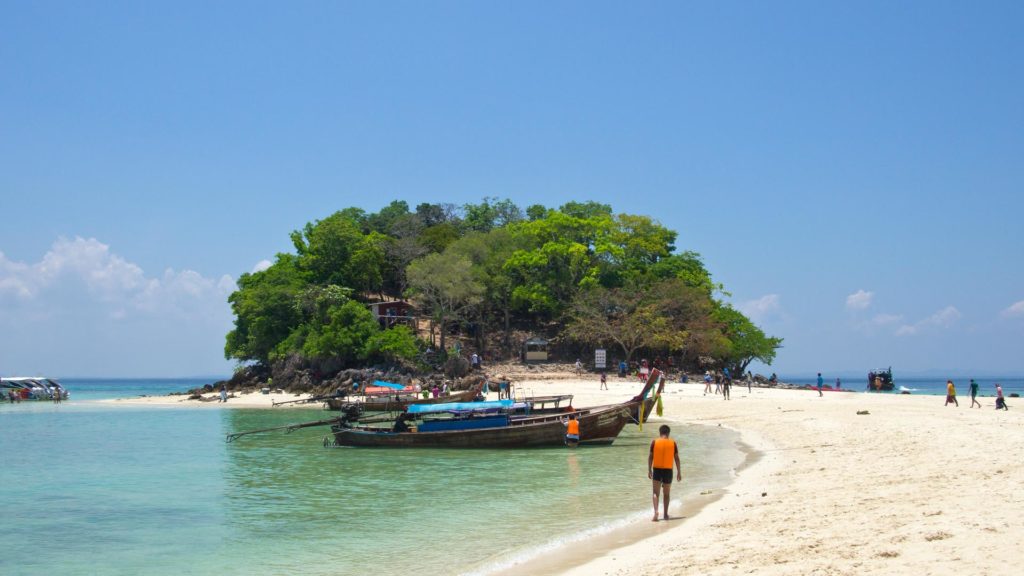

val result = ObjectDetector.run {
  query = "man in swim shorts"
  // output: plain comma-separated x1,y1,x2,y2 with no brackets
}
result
969,378,981,408
648,424,682,521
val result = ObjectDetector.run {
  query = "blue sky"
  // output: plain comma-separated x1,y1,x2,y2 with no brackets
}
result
2,1,1022,377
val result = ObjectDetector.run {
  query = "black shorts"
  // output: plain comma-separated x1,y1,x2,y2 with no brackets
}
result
652,467,673,484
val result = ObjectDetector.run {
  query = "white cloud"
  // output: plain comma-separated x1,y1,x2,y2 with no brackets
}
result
0,236,234,318
870,313,903,326
737,294,781,323
0,237,237,376
896,306,961,336
251,259,272,273
845,289,874,310
1001,300,1024,318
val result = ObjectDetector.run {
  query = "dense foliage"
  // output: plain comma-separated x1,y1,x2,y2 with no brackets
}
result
225,198,782,374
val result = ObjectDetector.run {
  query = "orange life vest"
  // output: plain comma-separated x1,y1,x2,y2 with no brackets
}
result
652,438,676,469
566,419,580,436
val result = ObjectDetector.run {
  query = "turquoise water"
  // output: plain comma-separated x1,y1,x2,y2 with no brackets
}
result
1,380,743,576
782,375,1024,396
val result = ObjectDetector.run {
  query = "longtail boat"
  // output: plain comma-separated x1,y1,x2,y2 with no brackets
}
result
630,369,666,424
324,384,481,412
329,400,631,448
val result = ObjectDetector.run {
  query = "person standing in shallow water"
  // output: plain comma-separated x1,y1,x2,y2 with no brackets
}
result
969,379,981,408
563,413,580,447
945,380,958,407
648,424,682,522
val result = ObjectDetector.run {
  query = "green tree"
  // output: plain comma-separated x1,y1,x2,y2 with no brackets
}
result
714,305,783,375
366,325,420,363
224,255,306,363
366,200,411,234
564,282,686,362
293,299,381,364
406,253,484,351
448,228,525,351
290,211,364,287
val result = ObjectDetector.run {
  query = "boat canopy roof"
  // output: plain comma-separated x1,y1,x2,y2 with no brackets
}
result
407,399,514,415
372,380,407,390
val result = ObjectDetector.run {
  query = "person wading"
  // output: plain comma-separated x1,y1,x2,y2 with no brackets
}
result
648,424,682,521
563,413,580,447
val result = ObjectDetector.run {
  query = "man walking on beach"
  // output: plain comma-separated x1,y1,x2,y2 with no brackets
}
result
703,371,712,395
648,424,681,522
945,380,958,407
599,371,608,390
969,379,981,408
817,373,824,397
995,384,1008,410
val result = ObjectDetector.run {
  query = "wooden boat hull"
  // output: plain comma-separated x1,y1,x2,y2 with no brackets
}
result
324,387,479,412
330,405,631,448
629,397,657,423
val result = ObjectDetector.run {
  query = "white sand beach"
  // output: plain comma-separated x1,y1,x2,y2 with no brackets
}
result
109,376,1022,575
537,380,1023,576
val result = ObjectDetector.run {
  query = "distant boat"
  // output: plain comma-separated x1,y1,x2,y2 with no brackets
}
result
867,367,895,391
1,377,68,401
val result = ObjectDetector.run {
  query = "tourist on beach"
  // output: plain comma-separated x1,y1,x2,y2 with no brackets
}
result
703,371,712,395
431,384,440,398
219,385,227,403
639,359,649,382
599,371,608,390
442,381,449,396
648,424,682,522
817,373,824,397
995,384,1008,410
969,379,981,408
563,413,580,447
747,372,753,393
714,372,722,395
618,360,627,378
835,378,841,391
722,375,731,400
945,380,958,407
574,359,583,376
471,353,480,370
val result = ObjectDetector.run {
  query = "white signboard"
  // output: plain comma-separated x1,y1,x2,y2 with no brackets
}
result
594,349,606,369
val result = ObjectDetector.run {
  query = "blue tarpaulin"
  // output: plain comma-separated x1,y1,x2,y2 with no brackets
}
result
407,399,513,414
372,380,407,390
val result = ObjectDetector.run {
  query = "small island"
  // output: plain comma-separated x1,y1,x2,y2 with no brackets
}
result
210,199,782,397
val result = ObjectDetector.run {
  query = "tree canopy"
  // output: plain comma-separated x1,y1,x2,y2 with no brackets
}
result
224,199,781,374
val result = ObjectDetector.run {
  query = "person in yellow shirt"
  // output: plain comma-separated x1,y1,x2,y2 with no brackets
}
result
945,380,958,407
648,424,682,521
